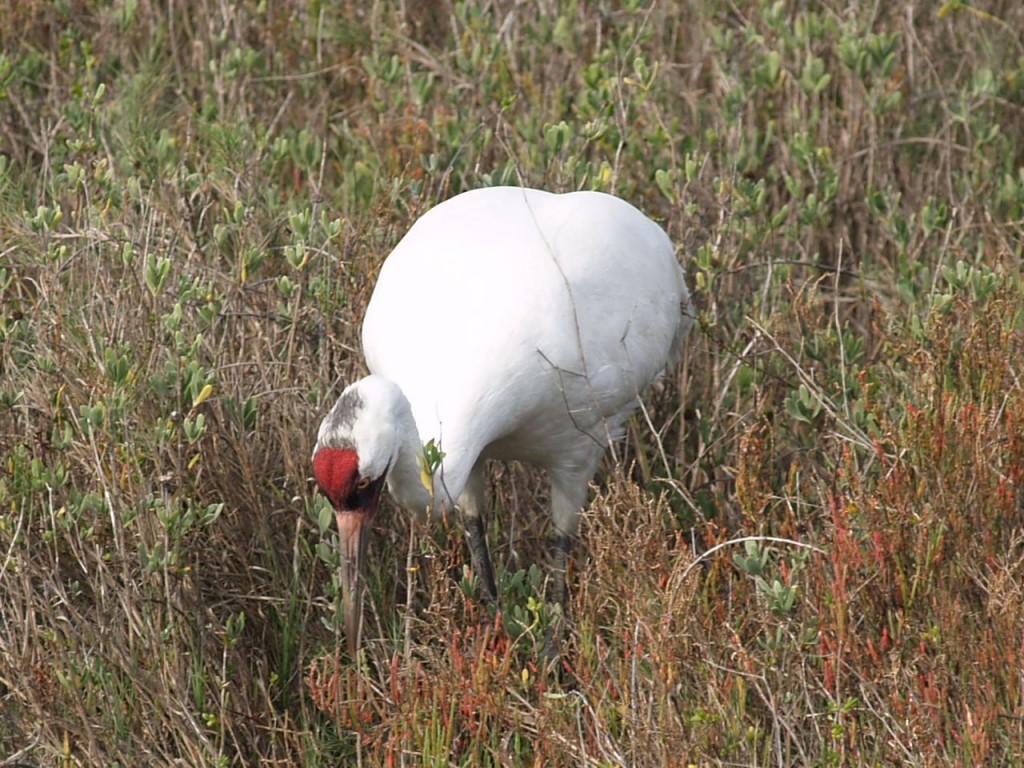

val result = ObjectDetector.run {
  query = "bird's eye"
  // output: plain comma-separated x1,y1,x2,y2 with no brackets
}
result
356,477,371,491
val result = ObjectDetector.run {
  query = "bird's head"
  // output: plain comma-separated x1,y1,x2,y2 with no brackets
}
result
312,376,402,656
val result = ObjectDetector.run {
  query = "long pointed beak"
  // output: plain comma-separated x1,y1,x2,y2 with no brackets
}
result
336,510,369,658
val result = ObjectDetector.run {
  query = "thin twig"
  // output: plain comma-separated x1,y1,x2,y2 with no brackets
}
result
680,535,826,583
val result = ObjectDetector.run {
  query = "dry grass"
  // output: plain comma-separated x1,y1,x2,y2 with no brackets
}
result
1,0,1024,764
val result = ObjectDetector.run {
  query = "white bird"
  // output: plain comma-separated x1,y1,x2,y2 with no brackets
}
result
312,186,694,655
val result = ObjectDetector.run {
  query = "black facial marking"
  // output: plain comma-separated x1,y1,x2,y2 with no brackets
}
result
343,474,387,512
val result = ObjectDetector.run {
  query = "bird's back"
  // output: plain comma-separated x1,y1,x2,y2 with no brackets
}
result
362,186,692,474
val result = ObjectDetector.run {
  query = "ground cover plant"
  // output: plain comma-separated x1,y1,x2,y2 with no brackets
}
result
1,0,1024,764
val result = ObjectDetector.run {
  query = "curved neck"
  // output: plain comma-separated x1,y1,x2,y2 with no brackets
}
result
384,386,476,518
388,429,476,519
383,392,434,517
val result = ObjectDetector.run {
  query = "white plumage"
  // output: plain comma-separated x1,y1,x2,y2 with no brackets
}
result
313,186,694,655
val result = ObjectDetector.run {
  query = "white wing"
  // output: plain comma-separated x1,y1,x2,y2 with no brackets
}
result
362,186,691,477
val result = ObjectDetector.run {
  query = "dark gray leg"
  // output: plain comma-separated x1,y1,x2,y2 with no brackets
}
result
549,474,587,620
458,462,498,604
463,510,498,604
545,471,593,668
543,528,576,667
551,529,572,610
